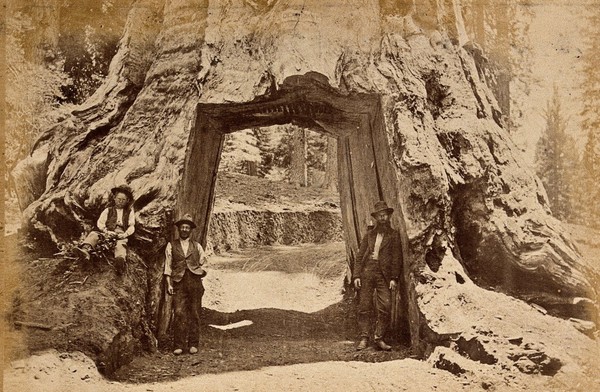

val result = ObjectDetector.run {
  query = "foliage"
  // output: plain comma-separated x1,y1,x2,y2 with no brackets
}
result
461,0,536,131
220,129,262,174
534,87,579,221
58,25,121,104
577,6,600,228
580,2,600,135
5,12,71,174
57,0,130,103
270,125,326,183
5,0,130,183
307,131,327,171
577,130,600,227
254,128,276,176
505,2,536,131
221,124,332,186
91,236,118,262
270,125,295,169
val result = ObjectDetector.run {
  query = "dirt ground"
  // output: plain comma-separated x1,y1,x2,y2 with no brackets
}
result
4,173,600,391
4,242,421,391
0,349,521,392
5,239,600,392
213,172,340,212
112,242,410,383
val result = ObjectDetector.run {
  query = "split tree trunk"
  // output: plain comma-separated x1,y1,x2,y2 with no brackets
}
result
13,0,598,366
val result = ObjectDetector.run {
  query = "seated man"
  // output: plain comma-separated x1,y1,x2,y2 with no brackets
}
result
74,185,135,273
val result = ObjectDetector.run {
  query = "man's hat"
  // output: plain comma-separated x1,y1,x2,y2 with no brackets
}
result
111,184,134,200
371,200,394,217
174,213,197,229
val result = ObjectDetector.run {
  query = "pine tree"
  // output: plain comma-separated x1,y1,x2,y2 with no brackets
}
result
323,137,338,191
254,128,274,177
577,3,600,227
535,87,579,221
269,124,294,177
289,127,308,187
579,130,600,227
220,129,262,175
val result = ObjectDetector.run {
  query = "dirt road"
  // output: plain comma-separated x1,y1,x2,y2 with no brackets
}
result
112,243,410,383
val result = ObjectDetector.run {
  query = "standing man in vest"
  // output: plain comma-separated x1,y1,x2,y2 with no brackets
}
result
75,185,135,274
164,213,207,355
353,200,402,351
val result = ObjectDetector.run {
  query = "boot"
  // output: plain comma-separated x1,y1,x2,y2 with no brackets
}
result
375,339,392,351
114,257,126,275
356,338,369,350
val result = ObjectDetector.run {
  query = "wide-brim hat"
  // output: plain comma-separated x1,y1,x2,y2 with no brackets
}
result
174,213,197,229
371,200,394,217
111,184,134,200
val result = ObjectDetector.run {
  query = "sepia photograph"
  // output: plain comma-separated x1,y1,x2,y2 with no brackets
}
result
2,0,599,391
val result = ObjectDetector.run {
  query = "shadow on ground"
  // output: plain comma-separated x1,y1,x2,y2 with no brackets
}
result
112,300,411,383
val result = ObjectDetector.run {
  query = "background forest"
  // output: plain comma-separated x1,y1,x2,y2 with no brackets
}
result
5,0,600,228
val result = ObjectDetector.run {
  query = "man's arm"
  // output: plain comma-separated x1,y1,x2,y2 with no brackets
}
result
122,208,136,238
97,208,109,232
196,242,207,265
164,243,174,295
354,233,370,288
391,230,403,282
355,233,370,278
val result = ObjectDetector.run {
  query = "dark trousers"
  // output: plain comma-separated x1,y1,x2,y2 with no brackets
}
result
173,270,205,349
357,266,391,341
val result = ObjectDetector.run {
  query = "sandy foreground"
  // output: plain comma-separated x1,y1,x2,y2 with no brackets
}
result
5,344,599,392
5,260,600,392
4,241,600,392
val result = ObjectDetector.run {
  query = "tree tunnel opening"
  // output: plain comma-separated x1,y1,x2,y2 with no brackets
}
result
176,73,411,344
202,121,348,319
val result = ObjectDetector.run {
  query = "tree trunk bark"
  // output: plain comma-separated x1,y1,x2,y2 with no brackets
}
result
323,136,338,191
491,2,511,129
289,127,308,187
12,0,599,369
473,0,486,49
246,161,258,176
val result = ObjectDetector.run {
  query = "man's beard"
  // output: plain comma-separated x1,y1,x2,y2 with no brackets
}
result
375,221,391,232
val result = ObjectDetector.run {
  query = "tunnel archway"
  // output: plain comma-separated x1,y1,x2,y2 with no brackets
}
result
176,72,411,341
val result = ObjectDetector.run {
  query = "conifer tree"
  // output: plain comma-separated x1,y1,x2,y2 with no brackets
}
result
577,4,600,227
220,129,262,175
535,87,579,221
578,130,600,227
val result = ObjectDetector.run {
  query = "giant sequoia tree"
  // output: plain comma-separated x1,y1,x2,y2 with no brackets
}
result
13,0,598,371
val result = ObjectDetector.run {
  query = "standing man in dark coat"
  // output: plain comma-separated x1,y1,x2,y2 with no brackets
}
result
353,200,403,351
164,213,207,355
